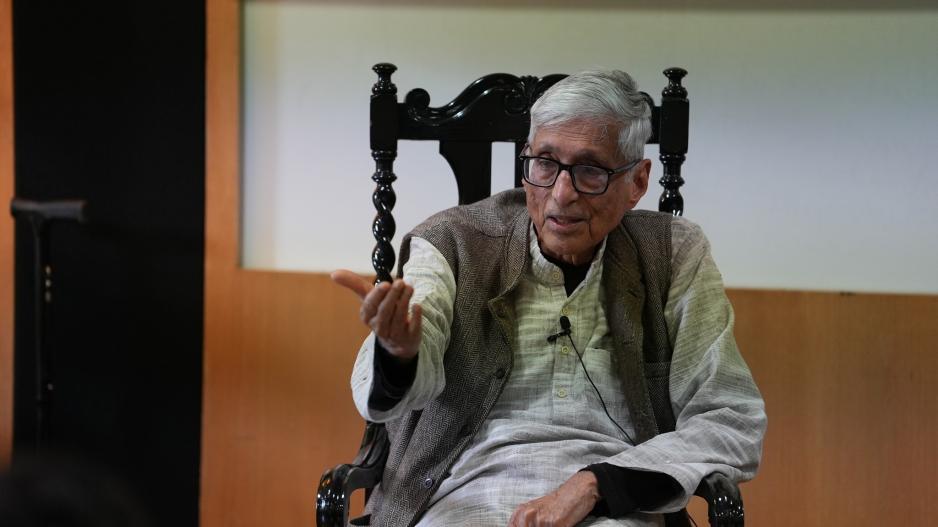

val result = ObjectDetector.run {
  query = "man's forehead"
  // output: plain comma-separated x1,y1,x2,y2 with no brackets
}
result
532,120,617,145
530,121,621,163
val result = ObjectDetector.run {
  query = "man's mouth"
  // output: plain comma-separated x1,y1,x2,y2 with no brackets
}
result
546,215,586,230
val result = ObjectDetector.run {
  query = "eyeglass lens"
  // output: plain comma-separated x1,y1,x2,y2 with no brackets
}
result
524,158,609,194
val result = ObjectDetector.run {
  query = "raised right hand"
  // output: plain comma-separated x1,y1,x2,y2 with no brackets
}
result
331,269,422,362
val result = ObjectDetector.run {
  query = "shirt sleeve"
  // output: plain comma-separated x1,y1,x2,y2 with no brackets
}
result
368,338,419,411
594,217,767,513
581,463,683,517
350,236,457,422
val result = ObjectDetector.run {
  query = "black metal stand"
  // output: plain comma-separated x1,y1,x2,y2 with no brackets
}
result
9,198,87,450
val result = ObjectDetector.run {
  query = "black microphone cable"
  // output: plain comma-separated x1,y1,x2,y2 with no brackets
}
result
550,319,698,525
549,316,635,445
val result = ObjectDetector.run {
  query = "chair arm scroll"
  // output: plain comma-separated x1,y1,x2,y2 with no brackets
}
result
694,472,744,527
316,423,389,527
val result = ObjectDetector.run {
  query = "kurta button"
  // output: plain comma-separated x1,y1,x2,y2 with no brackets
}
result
423,477,434,489
560,346,570,355
561,306,570,316
494,368,505,379
459,423,470,437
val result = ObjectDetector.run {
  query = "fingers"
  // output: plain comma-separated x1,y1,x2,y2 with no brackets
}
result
395,281,413,323
366,279,419,338
360,281,391,324
508,505,534,527
330,269,372,299
374,281,405,337
339,274,420,359
383,282,414,342
408,304,423,342
508,488,586,527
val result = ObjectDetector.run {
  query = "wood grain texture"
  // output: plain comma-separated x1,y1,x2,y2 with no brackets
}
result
726,289,938,525
203,282,938,526
0,0,15,467
203,3,938,524
202,270,370,527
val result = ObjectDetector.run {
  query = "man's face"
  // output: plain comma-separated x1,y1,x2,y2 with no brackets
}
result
524,120,650,266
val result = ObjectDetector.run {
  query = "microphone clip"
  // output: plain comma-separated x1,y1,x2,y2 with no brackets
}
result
546,315,572,343
547,329,570,343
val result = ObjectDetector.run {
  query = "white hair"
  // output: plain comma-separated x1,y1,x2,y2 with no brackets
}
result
528,70,652,162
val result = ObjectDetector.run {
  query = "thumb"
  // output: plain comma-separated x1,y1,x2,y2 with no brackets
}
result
330,269,372,299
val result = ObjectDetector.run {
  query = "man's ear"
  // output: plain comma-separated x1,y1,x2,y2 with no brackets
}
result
625,159,651,209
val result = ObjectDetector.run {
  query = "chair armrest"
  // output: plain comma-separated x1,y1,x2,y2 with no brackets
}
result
316,423,390,527
694,472,744,527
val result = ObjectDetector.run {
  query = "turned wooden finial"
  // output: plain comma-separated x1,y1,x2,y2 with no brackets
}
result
372,63,397,95
658,68,689,216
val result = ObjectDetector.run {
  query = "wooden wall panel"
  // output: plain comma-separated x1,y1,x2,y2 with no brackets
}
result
203,281,938,526
202,270,369,527
0,0,14,467
203,2,938,525
727,289,938,525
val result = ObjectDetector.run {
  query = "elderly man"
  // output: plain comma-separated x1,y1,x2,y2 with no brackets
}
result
333,70,766,527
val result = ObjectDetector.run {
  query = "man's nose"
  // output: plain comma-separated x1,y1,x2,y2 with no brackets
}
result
552,169,579,203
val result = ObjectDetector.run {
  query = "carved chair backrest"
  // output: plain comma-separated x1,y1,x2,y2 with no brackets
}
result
368,63,689,283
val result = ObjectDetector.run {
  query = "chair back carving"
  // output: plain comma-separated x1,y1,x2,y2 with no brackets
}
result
369,63,689,283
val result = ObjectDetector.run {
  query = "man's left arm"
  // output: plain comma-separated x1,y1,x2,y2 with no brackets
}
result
590,218,767,513
512,219,767,522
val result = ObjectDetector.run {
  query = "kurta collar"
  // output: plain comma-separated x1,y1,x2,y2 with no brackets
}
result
527,223,607,294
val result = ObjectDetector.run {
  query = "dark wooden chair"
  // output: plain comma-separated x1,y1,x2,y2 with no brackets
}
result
317,63,744,527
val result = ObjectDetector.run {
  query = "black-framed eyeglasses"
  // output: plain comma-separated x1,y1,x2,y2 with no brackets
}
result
518,152,641,195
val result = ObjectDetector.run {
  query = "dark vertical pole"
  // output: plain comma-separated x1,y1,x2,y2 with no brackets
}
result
370,63,399,284
10,198,86,450
658,68,689,216
31,220,49,448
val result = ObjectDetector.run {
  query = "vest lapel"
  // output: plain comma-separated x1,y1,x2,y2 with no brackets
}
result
487,209,532,351
603,224,660,442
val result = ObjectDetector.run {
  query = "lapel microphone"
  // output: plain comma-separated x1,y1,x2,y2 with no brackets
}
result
546,315,572,343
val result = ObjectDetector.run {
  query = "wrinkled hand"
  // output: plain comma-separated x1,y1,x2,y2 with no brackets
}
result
508,471,600,527
331,269,422,362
